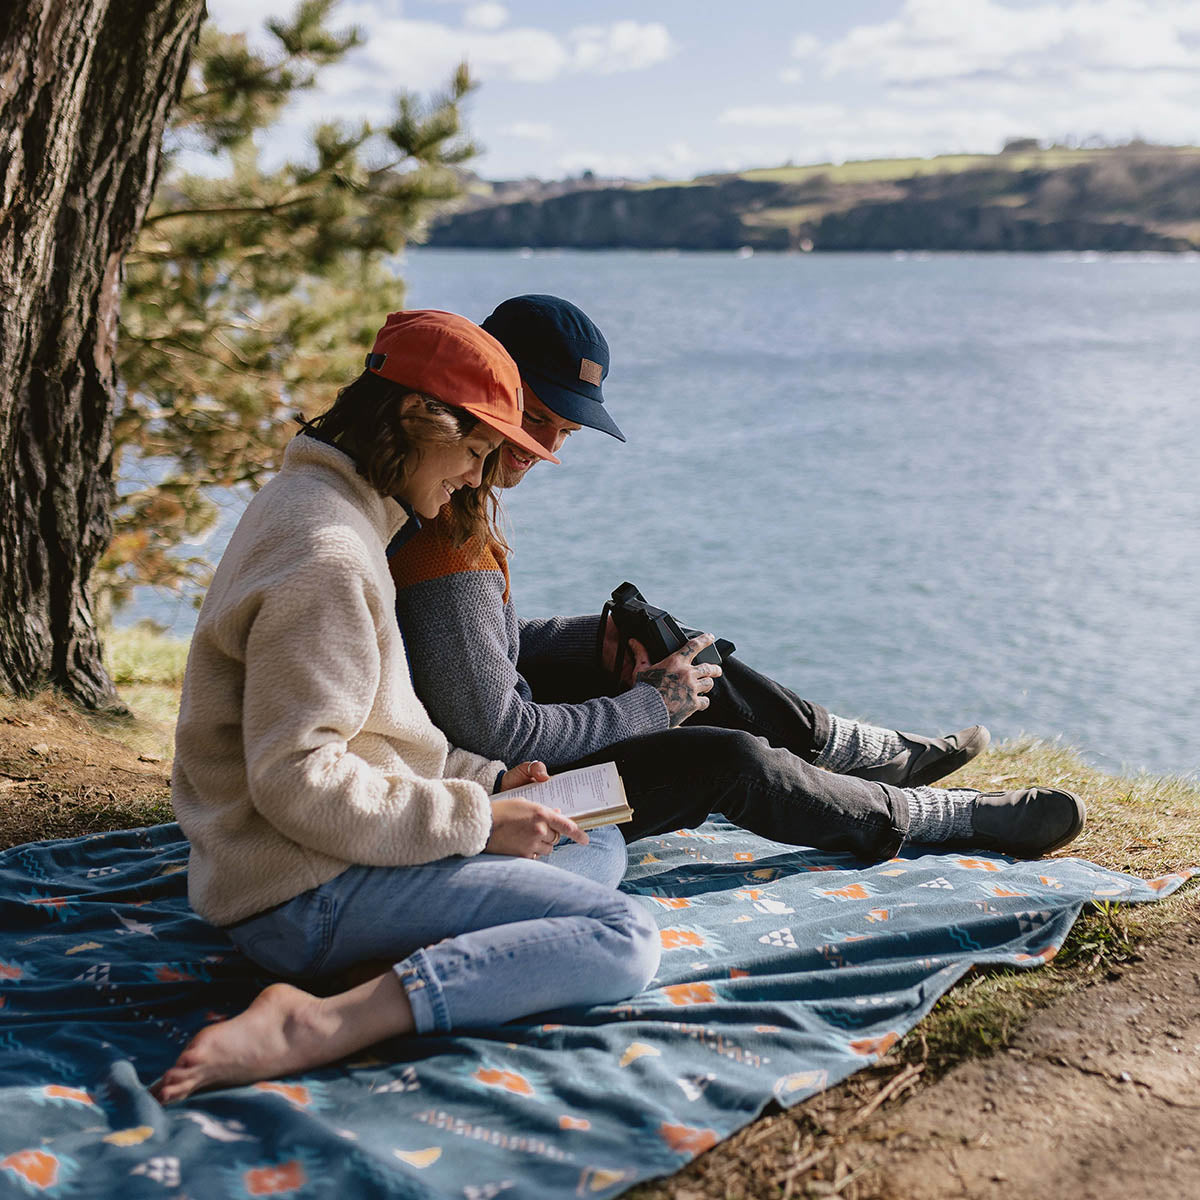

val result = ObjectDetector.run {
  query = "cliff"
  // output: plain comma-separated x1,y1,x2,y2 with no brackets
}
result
427,147,1200,252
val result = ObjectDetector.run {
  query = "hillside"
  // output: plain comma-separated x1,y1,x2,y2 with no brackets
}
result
427,145,1200,252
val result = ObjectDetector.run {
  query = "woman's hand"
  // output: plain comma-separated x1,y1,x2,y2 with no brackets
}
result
485,797,588,858
499,760,551,792
631,633,722,727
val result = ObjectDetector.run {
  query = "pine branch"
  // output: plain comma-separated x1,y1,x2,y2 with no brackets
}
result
141,193,313,225
112,11,475,608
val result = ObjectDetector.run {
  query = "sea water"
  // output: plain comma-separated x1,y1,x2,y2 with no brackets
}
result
122,250,1200,778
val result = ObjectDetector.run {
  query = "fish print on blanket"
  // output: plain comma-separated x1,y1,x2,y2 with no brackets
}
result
0,820,1193,1199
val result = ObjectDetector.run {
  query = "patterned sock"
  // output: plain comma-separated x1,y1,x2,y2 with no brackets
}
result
813,712,907,773
904,787,978,843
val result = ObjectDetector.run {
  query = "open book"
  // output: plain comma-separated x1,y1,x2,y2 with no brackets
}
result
514,761,632,831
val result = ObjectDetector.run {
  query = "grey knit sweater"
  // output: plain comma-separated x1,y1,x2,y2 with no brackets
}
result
391,513,669,768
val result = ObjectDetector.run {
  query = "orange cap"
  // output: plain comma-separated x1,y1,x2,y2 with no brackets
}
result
365,310,559,464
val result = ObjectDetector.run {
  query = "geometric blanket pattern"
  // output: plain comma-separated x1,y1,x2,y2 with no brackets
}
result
0,819,1192,1199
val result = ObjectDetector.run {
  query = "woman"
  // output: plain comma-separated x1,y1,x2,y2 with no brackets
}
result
154,310,659,1102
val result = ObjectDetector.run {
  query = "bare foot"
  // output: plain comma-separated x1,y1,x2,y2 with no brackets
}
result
152,983,336,1103
151,971,414,1104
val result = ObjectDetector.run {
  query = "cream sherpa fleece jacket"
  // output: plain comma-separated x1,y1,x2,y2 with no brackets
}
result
172,435,505,927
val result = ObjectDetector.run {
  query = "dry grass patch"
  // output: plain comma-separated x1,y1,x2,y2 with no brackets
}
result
0,628,186,849
0,692,173,850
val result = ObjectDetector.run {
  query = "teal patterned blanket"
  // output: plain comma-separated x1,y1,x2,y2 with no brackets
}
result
0,820,1192,1199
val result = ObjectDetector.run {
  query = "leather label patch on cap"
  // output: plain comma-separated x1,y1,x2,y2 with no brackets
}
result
515,385,524,411
579,358,603,386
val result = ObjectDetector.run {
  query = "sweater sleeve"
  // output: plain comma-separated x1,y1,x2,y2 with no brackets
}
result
238,555,494,866
517,613,602,670
395,569,669,769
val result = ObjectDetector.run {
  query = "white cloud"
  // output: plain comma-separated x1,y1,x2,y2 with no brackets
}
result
738,0,1200,160
341,15,565,87
501,121,554,141
823,0,1200,85
204,0,294,35
790,33,820,58
556,139,699,179
196,4,680,178
569,21,676,74
721,103,851,129
718,100,1038,164
324,11,673,90
463,3,508,31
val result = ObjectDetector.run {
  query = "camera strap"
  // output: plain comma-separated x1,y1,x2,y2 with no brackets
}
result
596,599,630,680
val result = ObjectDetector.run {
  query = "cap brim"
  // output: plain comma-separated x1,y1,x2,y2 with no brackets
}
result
522,370,626,442
471,412,560,465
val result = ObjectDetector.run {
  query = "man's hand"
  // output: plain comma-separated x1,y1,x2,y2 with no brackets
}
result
485,797,588,858
499,760,551,792
631,633,722,727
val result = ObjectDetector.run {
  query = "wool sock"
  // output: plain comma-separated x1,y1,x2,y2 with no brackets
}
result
813,712,907,773
904,786,978,843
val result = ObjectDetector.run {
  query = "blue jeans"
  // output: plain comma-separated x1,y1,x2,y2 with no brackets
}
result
226,826,654,1033
542,824,627,887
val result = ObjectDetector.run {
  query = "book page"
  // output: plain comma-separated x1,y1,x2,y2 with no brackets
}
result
513,761,626,819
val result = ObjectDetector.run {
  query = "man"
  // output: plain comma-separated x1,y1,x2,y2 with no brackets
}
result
390,295,1084,858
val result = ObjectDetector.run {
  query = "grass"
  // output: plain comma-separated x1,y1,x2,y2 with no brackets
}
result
736,145,1200,187
740,153,1001,185
578,146,1200,195
739,204,831,228
98,623,189,760
105,622,191,687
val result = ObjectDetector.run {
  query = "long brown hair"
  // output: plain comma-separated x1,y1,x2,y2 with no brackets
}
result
298,371,507,554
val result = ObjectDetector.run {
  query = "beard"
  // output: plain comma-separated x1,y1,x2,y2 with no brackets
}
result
496,444,538,489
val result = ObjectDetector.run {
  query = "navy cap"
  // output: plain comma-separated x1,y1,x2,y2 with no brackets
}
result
481,294,625,442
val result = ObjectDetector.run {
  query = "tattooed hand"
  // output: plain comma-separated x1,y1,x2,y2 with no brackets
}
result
631,634,723,727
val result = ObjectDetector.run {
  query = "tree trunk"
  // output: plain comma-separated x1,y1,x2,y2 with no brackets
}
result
0,0,204,706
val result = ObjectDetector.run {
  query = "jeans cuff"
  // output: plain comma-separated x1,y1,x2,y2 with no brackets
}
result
808,703,832,763
885,783,911,850
393,947,451,1034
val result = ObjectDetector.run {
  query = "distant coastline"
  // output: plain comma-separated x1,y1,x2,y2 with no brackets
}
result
427,144,1200,253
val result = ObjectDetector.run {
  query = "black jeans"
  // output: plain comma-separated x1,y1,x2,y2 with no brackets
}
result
562,726,909,863
526,658,907,862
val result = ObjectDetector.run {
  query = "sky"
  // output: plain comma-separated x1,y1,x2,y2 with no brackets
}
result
204,0,1200,180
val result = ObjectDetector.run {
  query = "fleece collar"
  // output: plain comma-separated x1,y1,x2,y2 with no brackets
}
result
286,433,411,545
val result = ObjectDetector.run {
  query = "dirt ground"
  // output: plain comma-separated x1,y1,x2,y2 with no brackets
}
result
851,915,1200,1200
0,697,172,850
2,698,1197,1200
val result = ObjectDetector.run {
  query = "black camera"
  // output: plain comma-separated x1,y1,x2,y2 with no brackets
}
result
599,581,734,673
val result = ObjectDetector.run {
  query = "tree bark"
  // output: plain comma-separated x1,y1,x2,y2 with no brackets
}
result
0,0,204,706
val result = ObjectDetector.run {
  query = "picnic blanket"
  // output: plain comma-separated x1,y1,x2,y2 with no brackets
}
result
0,820,1193,1200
